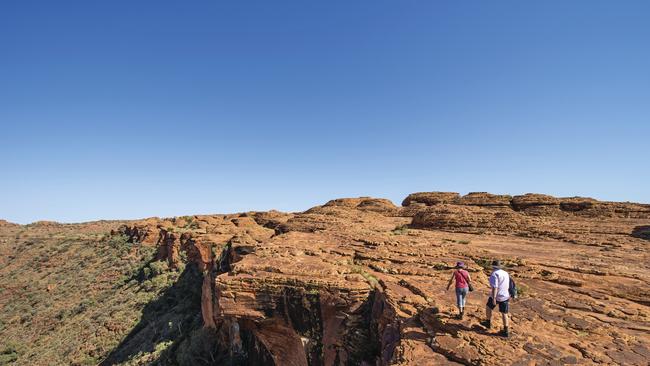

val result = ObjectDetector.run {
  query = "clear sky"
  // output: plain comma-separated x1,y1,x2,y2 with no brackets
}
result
1,1,649,224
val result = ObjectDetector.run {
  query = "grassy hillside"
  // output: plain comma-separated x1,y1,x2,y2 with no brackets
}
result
0,222,203,366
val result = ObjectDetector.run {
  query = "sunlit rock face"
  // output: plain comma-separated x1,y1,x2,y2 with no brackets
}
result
106,191,650,365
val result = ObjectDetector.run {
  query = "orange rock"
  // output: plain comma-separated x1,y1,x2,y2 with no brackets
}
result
100,191,650,365
401,192,460,206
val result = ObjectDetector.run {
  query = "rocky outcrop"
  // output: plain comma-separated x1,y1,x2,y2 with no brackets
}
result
456,192,512,208
558,197,598,212
114,214,275,270
0,219,19,227
201,231,395,365
411,204,531,235
114,218,161,245
104,191,650,365
510,193,562,215
401,192,460,207
323,197,398,215
402,191,650,219
402,191,650,245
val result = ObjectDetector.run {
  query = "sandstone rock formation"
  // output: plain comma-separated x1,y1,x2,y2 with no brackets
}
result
2,192,649,365
401,192,461,207
102,192,650,365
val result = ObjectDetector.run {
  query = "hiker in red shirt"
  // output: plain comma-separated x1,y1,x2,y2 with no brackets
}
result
446,261,472,319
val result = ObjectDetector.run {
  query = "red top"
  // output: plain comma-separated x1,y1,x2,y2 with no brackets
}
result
453,269,470,289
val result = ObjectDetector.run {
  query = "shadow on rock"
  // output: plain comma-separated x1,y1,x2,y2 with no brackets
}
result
632,225,650,240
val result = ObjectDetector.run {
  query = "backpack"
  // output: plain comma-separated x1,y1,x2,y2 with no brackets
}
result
508,275,518,299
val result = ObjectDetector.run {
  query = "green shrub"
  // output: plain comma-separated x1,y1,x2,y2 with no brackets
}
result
432,263,448,270
474,258,493,270
516,283,530,298
149,261,168,277
108,234,129,248
0,342,23,364
391,225,409,235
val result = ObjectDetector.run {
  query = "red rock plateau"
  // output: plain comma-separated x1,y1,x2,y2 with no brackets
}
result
102,191,650,365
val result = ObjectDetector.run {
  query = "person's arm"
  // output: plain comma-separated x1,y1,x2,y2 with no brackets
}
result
488,273,498,304
490,286,498,304
446,272,455,290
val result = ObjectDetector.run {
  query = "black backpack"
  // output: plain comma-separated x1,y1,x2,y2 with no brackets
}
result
508,275,518,299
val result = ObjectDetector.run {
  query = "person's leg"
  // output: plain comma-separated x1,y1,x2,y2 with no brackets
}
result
459,288,467,318
481,297,494,328
455,288,463,315
460,288,467,311
498,300,510,336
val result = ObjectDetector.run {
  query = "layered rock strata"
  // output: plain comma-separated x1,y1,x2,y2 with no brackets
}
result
111,192,650,365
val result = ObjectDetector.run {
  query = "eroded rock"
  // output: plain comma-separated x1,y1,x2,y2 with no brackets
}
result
101,191,650,365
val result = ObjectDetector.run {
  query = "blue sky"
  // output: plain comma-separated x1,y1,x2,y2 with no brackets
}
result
1,1,649,223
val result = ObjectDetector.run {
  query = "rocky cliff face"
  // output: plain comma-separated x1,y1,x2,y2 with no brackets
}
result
108,192,650,365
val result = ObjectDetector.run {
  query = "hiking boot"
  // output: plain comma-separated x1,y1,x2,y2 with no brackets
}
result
479,320,491,329
459,311,464,320
499,328,510,338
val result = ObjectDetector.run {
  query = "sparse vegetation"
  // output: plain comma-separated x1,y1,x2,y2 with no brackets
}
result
360,271,379,288
540,269,554,277
516,283,530,298
0,342,21,364
391,224,410,235
442,238,471,245
473,257,525,271
350,265,380,288
432,263,449,270
474,258,493,270
0,225,166,366
180,216,200,230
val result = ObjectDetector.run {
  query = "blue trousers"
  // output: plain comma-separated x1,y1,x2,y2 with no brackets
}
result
455,287,469,308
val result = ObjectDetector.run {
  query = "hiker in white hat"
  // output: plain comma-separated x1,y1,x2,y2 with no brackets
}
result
480,260,514,337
